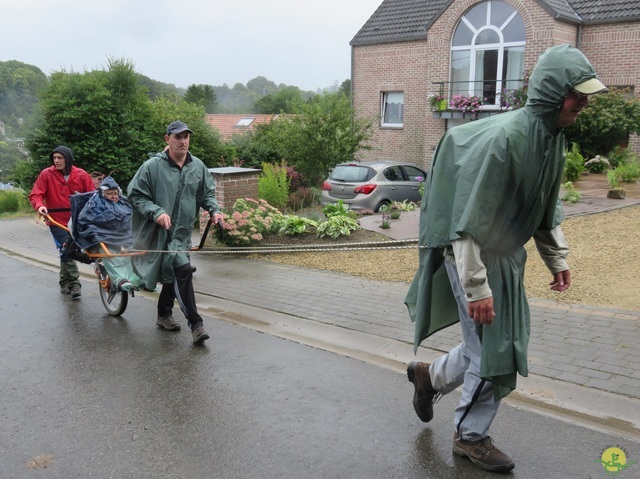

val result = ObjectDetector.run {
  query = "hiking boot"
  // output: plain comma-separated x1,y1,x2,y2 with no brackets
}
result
70,286,81,300
156,315,181,331
191,325,210,345
453,433,515,473
60,285,71,294
407,361,438,422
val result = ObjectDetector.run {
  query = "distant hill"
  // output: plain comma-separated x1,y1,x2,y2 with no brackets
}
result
0,60,338,129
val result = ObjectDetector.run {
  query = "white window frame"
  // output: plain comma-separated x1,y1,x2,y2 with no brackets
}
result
381,91,404,127
450,0,525,109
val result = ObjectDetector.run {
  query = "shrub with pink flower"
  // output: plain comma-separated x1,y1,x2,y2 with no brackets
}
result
218,198,285,246
448,94,484,112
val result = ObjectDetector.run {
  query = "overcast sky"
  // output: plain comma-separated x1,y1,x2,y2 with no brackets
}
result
4,0,383,92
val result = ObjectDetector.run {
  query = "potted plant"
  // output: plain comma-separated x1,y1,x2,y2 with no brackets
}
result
606,168,625,199
429,93,447,111
449,94,484,112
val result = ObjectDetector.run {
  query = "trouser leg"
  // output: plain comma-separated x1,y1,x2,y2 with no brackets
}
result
429,259,500,441
173,263,203,329
158,282,176,317
49,225,79,289
60,260,80,289
157,263,203,330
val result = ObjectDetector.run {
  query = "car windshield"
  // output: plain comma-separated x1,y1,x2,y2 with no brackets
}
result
329,165,373,182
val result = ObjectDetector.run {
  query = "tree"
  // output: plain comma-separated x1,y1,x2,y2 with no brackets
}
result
338,79,351,97
148,96,232,167
184,84,218,113
0,60,48,134
565,87,640,159
253,86,304,114
0,140,28,183
136,74,182,100
228,123,282,169
266,92,375,186
246,76,277,96
21,59,157,188
12,58,229,190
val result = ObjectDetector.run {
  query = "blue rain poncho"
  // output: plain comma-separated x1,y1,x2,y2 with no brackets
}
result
74,177,134,250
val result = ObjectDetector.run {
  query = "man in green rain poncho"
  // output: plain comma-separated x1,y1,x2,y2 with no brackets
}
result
128,121,224,345
405,45,607,473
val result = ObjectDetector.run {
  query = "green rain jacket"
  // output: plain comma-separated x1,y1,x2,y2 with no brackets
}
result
405,45,601,400
127,152,220,289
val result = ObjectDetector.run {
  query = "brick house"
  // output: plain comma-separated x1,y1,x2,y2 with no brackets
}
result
350,0,640,169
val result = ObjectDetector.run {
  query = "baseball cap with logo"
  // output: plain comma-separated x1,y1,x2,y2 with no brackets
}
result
166,121,193,135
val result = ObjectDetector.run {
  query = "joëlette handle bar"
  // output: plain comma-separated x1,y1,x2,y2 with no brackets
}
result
190,216,225,251
43,212,220,256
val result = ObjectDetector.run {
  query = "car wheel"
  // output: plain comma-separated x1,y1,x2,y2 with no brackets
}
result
375,200,390,213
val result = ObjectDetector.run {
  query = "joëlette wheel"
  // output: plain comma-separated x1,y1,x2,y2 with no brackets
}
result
99,281,128,316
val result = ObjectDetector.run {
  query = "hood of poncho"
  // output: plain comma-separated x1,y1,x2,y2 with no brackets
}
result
49,145,74,176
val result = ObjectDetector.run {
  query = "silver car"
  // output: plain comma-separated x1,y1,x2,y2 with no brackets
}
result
321,161,426,212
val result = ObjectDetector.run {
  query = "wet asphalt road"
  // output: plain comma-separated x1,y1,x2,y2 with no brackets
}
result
1,254,639,479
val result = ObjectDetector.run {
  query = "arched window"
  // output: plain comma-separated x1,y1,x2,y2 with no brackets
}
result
450,0,525,108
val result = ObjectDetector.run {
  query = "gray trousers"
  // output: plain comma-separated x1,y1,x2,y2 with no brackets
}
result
428,260,500,441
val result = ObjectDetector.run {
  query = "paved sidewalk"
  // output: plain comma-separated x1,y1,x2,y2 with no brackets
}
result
2,189,640,435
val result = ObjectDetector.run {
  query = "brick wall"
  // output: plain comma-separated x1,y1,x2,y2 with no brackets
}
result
199,167,260,232
352,0,639,169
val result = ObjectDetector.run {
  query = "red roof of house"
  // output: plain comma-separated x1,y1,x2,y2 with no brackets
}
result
205,114,280,141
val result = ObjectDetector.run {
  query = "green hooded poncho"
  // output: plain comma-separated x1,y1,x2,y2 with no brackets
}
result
405,44,601,400
127,152,220,289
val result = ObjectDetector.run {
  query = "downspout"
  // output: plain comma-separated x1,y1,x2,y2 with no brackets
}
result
350,45,355,133
576,23,582,49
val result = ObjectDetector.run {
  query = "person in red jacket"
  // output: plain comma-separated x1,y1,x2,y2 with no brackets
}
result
29,146,95,299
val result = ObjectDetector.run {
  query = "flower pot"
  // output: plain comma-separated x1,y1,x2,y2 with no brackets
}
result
437,99,448,111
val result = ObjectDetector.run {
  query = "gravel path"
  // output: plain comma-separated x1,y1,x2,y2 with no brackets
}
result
256,204,640,312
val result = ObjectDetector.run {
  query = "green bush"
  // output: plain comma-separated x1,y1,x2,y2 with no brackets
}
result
560,182,581,204
322,199,356,219
258,161,290,210
615,160,640,183
563,143,586,183
286,186,321,211
607,169,621,189
389,200,418,212
583,155,610,174
0,190,24,213
565,87,640,158
607,146,632,169
316,216,361,239
279,215,318,236
219,198,284,246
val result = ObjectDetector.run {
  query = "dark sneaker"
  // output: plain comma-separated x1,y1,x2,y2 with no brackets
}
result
453,433,515,473
70,286,81,300
60,285,71,294
156,315,181,331
191,325,210,345
407,361,438,422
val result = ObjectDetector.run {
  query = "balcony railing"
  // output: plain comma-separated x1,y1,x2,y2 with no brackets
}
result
431,78,527,114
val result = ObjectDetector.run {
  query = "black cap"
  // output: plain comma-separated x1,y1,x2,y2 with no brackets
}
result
166,121,193,136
